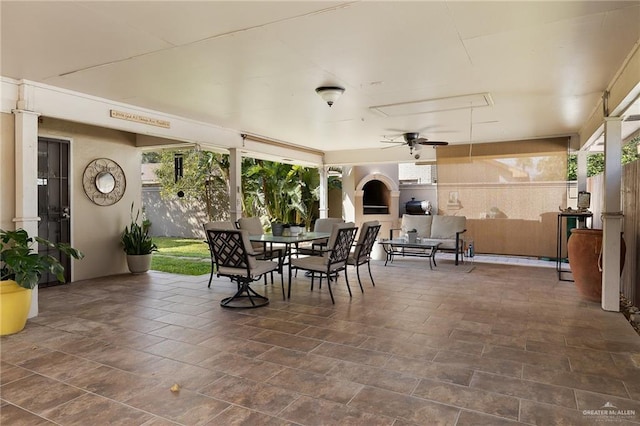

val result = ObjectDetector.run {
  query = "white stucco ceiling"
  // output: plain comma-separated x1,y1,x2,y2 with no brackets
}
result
1,1,639,162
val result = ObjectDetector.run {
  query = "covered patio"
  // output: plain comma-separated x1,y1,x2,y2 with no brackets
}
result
2,2,640,424
2,1,639,318
2,258,639,425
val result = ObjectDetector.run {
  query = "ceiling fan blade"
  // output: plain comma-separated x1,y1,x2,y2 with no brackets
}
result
417,140,449,146
381,143,403,150
379,140,405,144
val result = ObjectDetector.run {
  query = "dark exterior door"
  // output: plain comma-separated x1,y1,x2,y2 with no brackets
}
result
37,137,71,287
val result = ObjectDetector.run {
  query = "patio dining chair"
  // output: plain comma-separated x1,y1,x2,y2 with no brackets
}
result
296,217,344,256
289,223,358,304
206,229,283,308
237,217,264,246
236,216,283,282
347,221,381,287
203,221,236,288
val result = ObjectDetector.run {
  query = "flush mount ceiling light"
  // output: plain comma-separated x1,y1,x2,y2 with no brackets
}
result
315,86,345,107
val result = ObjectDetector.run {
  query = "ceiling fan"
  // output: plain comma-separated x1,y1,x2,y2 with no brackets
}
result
381,132,449,157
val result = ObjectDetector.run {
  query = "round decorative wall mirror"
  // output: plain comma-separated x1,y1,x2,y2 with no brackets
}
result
82,158,126,206
96,171,116,194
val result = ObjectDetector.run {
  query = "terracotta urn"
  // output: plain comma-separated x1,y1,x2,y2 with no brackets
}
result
567,229,626,302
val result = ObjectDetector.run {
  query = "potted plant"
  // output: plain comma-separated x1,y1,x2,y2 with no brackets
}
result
289,222,305,236
271,221,284,237
407,228,418,243
1,228,83,335
121,203,157,273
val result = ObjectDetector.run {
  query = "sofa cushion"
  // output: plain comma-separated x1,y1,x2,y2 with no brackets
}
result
430,216,466,239
401,214,432,238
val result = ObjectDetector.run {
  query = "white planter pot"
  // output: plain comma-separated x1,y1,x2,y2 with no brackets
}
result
126,254,152,274
289,226,304,236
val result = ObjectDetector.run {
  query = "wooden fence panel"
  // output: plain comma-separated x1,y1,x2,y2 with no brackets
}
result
622,161,639,306
587,160,639,306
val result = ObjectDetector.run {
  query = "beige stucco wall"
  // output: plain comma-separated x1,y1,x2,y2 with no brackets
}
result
39,117,140,281
353,163,399,186
328,187,342,219
1,113,16,230
399,184,438,215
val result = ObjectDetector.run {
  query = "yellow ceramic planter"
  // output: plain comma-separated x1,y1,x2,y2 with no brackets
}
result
0,280,32,335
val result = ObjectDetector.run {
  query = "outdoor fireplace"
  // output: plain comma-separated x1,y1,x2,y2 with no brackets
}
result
363,179,390,215
354,173,400,261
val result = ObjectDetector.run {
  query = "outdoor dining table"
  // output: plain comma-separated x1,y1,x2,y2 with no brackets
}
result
249,232,331,271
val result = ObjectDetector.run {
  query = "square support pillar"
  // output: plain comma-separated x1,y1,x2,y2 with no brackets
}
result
228,148,242,223
13,108,41,318
318,166,328,219
601,117,623,312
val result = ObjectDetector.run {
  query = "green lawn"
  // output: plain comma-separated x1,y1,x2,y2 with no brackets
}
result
151,237,212,275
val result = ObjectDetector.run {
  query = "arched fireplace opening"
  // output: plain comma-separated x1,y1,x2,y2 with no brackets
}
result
363,179,390,215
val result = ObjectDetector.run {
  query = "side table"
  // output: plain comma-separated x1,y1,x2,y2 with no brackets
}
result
556,212,592,281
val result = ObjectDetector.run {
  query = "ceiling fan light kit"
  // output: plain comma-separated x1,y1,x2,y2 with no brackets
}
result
316,86,345,107
403,132,420,142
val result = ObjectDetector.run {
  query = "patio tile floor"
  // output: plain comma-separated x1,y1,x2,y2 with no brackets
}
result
2,257,640,425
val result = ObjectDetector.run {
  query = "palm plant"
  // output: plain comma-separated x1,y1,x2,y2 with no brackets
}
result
289,165,320,230
243,159,302,224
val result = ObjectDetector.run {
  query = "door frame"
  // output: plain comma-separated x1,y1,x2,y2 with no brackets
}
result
37,133,75,284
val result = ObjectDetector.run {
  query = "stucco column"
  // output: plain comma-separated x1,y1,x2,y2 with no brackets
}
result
318,166,328,219
601,117,623,312
228,148,242,222
13,108,41,318
341,166,355,223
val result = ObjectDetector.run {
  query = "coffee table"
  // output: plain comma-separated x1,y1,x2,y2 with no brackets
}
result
378,238,441,269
